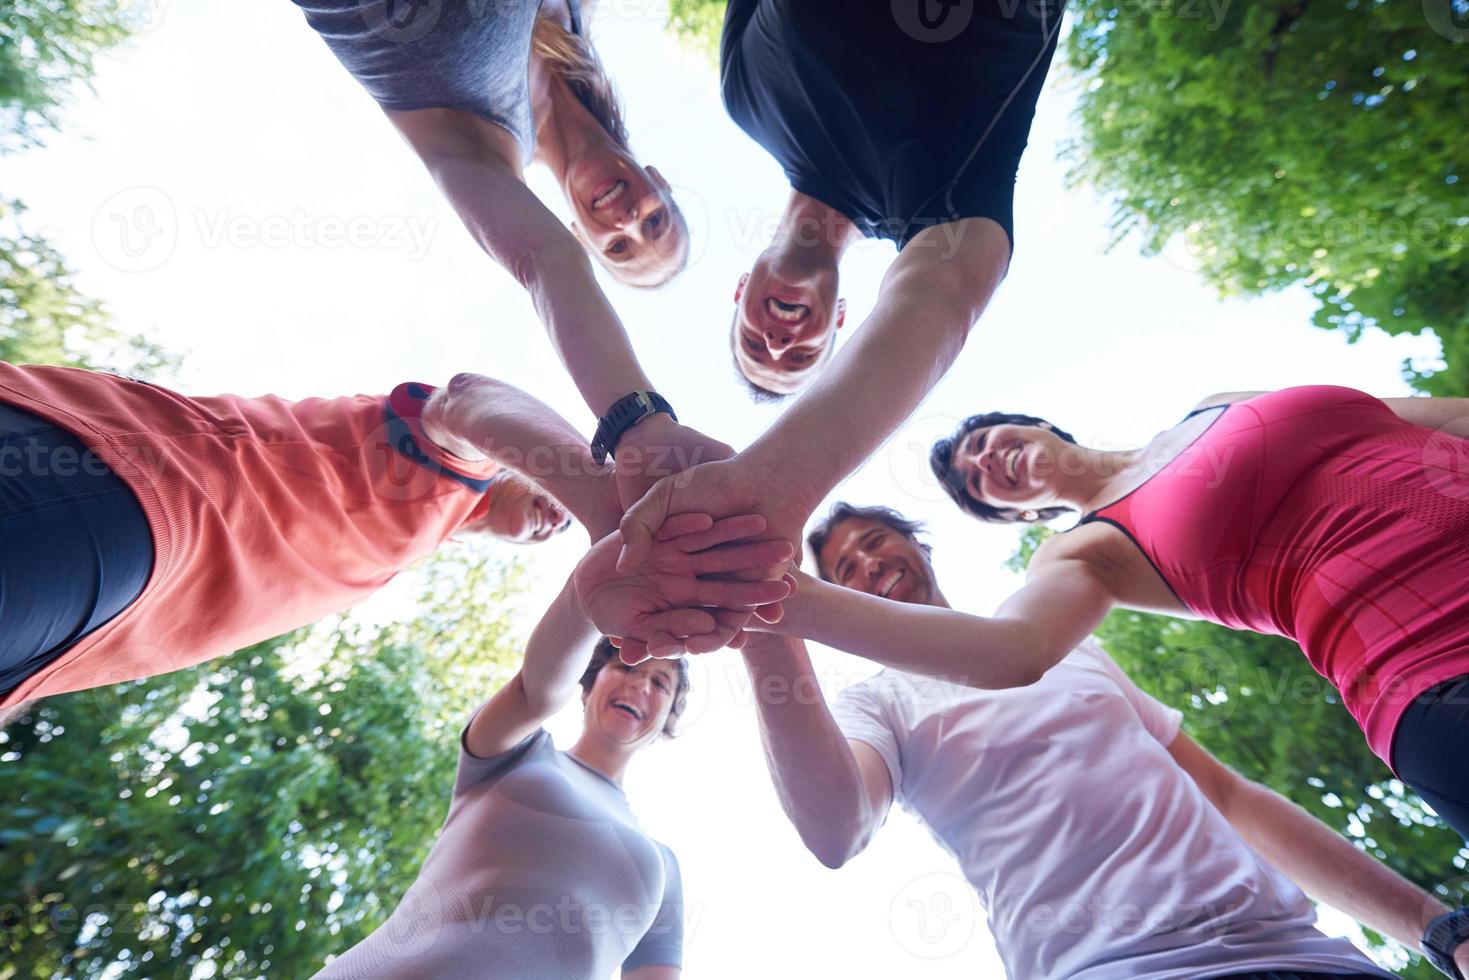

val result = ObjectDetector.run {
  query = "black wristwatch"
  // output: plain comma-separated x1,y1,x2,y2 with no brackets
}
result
1424,906,1469,979
591,390,677,465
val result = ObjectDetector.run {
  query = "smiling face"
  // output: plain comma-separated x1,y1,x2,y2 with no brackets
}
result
566,157,687,287
949,423,1071,517
468,473,572,544
731,251,845,395
815,516,937,606
582,657,683,749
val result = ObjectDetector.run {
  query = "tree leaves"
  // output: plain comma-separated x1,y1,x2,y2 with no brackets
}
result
0,552,527,979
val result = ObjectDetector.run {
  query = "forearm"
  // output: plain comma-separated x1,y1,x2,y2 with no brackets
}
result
1226,781,1449,949
433,374,621,539
521,576,602,716
425,152,653,415
742,220,1007,508
765,575,1061,689
742,636,876,868
1384,396,1469,436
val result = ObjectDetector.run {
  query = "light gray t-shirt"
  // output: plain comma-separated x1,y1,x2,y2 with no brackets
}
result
294,0,583,162
832,639,1393,980
313,726,682,979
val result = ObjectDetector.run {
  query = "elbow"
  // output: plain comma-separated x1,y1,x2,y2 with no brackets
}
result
798,814,874,870
507,235,590,293
806,832,862,870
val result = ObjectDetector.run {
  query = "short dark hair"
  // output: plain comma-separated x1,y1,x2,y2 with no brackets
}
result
578,637,690,737
806,502,932,582
930,412,1079,524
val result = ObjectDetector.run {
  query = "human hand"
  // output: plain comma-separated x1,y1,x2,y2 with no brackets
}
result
574,513,794,658
612,414,734,513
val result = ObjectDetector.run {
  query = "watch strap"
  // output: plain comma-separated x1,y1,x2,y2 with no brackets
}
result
1424,906,1469,980
591,390,677,465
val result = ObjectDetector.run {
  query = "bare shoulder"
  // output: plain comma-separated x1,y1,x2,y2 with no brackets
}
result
1190,390,1266,413
1030,527,1100,569
1031,523,1140,585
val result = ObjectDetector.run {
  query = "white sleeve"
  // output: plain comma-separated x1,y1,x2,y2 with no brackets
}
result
831,676,905,805
1081,639,1183,748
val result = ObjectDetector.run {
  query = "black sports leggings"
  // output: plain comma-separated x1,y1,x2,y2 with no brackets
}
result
0,400,153,695
1392,675,1469,843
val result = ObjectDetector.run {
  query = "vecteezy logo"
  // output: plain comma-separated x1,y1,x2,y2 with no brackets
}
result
892,0,974,42
1421,422,1469,502
91,186,179,274
889,871,978,959
365,0,444,44
1423,0,1468,42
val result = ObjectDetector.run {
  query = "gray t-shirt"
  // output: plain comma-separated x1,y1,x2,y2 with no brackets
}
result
293,0,582,161
832,640,1393,980
313,726,683,979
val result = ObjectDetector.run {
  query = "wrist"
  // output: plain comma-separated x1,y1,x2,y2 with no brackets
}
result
591,390,676,465
738,439,827,521
619,409,677,444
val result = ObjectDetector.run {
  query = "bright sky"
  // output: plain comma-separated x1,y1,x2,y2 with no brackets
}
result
4,0,1443,976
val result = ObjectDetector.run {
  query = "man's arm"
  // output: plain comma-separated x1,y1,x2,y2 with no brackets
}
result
742,219,1010,513
741,634,892,868
617,220,1011,569
622,968,678,980
1169,732,1461,965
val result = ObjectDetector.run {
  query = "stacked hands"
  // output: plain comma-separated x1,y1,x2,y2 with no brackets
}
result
577,413,814,664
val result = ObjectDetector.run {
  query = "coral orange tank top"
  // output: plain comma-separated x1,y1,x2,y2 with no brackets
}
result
0,364,497,705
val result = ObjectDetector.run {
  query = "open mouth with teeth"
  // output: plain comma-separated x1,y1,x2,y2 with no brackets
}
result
591,179,628,211
610,700,645,721
1005,444,1021,486
764,296,811,325
875,567,906,600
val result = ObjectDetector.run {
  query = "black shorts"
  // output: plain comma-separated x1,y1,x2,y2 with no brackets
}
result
0,400,153,696
1392,675,1469,843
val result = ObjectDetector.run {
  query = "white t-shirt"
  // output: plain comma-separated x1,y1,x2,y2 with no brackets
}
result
832,639,1393,980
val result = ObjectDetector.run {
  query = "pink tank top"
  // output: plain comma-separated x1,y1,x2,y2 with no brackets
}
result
1086,386,1469,765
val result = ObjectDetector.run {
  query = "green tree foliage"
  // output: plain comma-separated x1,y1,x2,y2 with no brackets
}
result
0,0,138,148
1064,0,1469,394
1010,525,1467,977
0,552,529,979
0,198,174,376
666,0,725,61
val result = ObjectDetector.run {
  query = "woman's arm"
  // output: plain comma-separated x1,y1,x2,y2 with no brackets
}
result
421,372,622,540
1192,390,1469,438
1382,396,1469,436
1170,733,1462,964
393,110,737,507
761,562,1115,689
741,633,892,869
466,574,599,759
388,109,651,416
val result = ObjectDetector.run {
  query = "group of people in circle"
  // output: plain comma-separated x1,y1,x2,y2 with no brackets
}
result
3,0,1467,977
